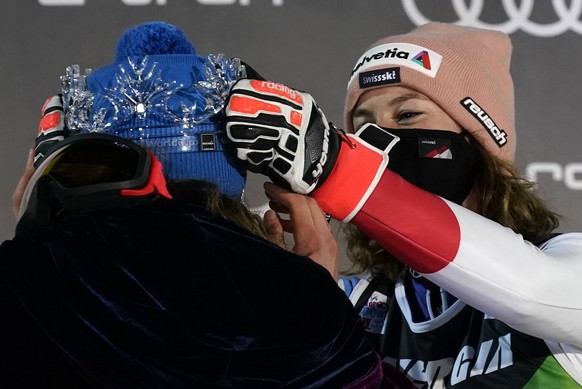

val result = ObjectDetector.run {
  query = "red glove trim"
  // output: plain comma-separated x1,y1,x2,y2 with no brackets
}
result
228,95,282,115
38,111,62,134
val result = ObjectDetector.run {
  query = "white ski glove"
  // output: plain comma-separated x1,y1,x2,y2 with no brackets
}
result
225,79,340,194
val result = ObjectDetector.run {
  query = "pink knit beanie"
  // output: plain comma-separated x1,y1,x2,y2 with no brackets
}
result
344,22,516,161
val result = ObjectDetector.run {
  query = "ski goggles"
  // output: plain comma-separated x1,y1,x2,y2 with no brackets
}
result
17,133,171,233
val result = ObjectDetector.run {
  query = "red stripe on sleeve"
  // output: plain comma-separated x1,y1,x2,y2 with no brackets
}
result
352,172,461,273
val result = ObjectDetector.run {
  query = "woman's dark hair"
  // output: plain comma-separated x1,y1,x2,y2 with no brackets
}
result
167,180,276,243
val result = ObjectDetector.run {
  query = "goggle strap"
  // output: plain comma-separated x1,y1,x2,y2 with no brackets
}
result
120,152,173,199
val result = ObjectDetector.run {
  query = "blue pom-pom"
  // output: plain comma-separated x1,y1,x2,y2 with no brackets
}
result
115,21,196,60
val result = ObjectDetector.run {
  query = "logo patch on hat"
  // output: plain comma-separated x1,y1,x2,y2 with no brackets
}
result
411,51,432,70
200,133,217,151
460,97,508,148
359,67,400,89
418,137,452,159
349,43,442,88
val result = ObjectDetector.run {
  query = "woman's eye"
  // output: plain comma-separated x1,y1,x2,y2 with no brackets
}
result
397,111,421,122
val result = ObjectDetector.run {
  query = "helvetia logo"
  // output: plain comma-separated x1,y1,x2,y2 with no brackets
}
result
411,51,432,70
348,43,442,88
351,47,413,77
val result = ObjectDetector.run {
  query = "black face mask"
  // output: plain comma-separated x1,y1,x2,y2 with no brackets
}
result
363,128,475,205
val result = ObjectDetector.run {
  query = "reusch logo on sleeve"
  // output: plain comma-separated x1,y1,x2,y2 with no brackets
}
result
359,67,400,89
461,97,508,147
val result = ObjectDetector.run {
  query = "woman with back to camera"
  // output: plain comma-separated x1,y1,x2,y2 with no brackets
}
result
3,21,384,388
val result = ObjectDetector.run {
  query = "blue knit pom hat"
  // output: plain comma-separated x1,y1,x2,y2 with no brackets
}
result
60,21,246,198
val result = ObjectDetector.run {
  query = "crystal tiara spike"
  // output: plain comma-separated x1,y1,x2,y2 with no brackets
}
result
60,54,244,134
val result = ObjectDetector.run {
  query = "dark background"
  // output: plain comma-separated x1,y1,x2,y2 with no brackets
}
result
2,1,581,266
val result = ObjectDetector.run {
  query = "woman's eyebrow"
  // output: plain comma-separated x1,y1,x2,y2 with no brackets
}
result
387,92,429,107
353,92,428,116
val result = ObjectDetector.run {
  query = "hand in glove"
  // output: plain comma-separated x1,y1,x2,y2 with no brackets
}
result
225,80,400,222
34,95,67,168
13,95,66,218
225,80,340,194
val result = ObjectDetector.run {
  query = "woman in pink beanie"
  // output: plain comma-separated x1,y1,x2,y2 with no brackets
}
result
225,22,582,387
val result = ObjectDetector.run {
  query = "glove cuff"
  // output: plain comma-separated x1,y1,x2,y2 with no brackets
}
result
312,124,398,221
313,123,341,191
